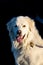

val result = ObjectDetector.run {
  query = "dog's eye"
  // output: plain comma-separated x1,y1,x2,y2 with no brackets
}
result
23,25,26,27
15,25,17,27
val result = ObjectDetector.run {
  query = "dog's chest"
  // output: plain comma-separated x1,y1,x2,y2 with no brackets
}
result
26,46,43,65
13,44,43,65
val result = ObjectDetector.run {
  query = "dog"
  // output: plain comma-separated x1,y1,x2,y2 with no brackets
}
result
7,16,43,65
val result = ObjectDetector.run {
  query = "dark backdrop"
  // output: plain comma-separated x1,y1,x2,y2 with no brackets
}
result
0,1,43,65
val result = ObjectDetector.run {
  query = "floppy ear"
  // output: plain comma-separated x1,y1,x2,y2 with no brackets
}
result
25,16,35,31
6,17,17,42
6,17,16,31
29,19,35,31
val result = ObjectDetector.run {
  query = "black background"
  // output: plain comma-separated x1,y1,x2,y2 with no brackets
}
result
0,1,43,65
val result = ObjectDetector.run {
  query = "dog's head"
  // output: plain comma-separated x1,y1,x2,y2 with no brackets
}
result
7,16,35,49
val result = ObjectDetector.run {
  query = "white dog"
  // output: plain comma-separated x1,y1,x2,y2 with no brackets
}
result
7,16,43,65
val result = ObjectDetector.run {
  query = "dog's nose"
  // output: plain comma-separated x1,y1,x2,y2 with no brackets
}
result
17,30,21,35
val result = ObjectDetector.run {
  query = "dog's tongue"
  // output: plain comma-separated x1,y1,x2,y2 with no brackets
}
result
17,36,22,43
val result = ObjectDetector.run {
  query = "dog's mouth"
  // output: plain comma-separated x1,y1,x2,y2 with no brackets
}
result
16,34,25,43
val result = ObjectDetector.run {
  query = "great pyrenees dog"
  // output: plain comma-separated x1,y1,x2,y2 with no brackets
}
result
7,16,43,65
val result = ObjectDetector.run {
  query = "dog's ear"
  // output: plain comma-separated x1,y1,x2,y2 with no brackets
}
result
6,17,16,43
25,16,35,31
6,17,16,31
29,20,35,31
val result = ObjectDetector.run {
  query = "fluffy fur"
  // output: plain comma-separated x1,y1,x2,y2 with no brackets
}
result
7,16,43,65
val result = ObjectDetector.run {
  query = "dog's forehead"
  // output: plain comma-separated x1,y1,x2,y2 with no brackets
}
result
17,17,29,25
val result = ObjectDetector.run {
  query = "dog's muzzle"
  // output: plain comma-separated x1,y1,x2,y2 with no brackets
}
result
16,34,25,44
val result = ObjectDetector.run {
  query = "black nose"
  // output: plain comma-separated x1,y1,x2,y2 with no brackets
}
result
17,30,21,35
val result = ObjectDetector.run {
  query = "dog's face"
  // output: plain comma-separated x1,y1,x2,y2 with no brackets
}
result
7,16,34,49
9,17,31,49
12,17,30,44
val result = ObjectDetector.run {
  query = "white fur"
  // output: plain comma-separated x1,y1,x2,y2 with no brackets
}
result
7,16,43,65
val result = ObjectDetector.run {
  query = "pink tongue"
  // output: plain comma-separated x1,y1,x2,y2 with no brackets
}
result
17,36,22,43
